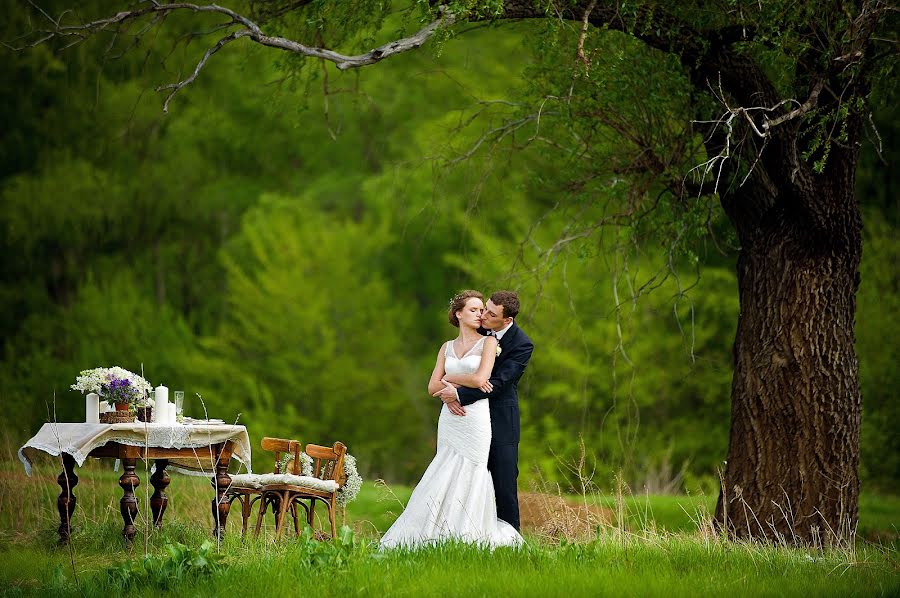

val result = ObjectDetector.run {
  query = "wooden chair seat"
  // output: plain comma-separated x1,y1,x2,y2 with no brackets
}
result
236,473,338,492
228,474,265,488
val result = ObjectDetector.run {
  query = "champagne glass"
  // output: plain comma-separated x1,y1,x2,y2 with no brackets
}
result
174,391,185,423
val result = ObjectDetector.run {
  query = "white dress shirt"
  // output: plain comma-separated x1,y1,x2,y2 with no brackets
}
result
492,320,514,341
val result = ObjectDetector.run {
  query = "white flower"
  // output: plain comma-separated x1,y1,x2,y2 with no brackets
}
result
70,366,153,406
299,451,362,506
277,452,295,474
299,452,314,476
71,368,109,394
337,454,363,507
496,345,502,357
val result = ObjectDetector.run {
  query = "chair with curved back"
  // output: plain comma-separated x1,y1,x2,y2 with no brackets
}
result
296,441,348,539
225,437,301,537
254,441,347,539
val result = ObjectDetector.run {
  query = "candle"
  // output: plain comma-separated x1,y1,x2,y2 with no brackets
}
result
86,393,100,423
155,385,168,405
154,385,169,423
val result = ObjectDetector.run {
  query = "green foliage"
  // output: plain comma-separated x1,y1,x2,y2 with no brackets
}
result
453,205,737,488
0,463,896,594
195,194,428,476
106,541,224,589
4,520,899,598
291,525,359,568
0,0,896,495
0,270,196,434
856,211,900,492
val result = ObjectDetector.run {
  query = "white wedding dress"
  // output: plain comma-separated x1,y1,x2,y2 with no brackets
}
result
379,336,523,549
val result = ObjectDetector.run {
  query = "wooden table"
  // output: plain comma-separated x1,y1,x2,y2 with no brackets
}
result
19,423,252,544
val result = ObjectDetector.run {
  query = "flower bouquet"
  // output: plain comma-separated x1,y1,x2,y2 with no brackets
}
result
71,367,153,419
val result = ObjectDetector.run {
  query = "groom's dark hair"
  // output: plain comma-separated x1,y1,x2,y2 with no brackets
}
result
490,291,520,319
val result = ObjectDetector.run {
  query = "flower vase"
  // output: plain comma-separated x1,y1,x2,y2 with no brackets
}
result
115,402,130,412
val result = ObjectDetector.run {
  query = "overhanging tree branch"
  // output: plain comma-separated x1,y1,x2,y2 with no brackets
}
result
11,1,456,110
157,29,247,112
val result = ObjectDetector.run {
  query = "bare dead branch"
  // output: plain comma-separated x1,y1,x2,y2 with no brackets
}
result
157,29,247,112
686,71,830,198
764,79,824,130
575,0,597,69
14,2,455,110
249,9,454,70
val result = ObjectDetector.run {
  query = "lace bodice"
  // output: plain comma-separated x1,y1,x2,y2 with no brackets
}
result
444,336,486,375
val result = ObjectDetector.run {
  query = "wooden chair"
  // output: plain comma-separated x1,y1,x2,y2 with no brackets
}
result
225,437,301,537
254,441,347,539
295,442,348,539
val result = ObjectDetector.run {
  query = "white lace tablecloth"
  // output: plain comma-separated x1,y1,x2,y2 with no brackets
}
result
18,422,252,476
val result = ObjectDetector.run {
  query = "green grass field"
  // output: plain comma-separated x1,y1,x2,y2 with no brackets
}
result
1,458,897,596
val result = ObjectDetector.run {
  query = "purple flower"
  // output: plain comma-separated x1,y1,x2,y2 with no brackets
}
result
106,376,138,404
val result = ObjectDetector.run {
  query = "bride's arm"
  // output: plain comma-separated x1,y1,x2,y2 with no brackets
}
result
442,337,498,388
427,343,449,395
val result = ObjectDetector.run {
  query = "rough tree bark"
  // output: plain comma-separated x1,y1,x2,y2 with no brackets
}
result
716,165,863,545
699,33,868,543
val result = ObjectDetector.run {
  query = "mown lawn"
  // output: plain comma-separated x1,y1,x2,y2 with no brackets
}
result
0,457,897,597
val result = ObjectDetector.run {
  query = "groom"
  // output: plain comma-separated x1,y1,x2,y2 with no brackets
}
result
436,290,534,531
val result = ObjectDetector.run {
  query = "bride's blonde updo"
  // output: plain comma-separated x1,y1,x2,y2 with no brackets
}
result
448,290,484,327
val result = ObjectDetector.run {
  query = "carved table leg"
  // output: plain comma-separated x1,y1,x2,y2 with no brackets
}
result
211,455,231,539
119,457,140,544
150,459,171,527
57,454,78,544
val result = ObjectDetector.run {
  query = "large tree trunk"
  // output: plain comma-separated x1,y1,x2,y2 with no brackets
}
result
714,178,863,546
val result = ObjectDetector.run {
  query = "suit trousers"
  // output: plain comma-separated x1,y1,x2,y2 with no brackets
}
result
487,441,520,531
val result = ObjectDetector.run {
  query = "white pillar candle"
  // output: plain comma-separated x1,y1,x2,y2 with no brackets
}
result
86,393,100,423
155,385,168,405
154,385,169,424
100,400,111,414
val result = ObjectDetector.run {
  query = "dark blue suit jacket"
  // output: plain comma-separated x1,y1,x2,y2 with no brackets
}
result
457,322,534,444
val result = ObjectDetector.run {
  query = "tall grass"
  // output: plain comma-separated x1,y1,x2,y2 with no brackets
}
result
1,449,897,597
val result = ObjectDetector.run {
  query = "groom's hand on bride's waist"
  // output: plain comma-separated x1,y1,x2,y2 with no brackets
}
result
446,400,466,416
433,383,466,415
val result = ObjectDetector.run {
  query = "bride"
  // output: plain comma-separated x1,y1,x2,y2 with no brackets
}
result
380,290,523,548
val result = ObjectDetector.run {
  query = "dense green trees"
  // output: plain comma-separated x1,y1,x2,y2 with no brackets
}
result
1,1,896,545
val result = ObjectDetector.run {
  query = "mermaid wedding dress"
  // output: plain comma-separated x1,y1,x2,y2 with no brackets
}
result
379,336,523,548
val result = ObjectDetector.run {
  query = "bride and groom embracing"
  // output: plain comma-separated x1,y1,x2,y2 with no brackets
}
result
380,290,534,548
